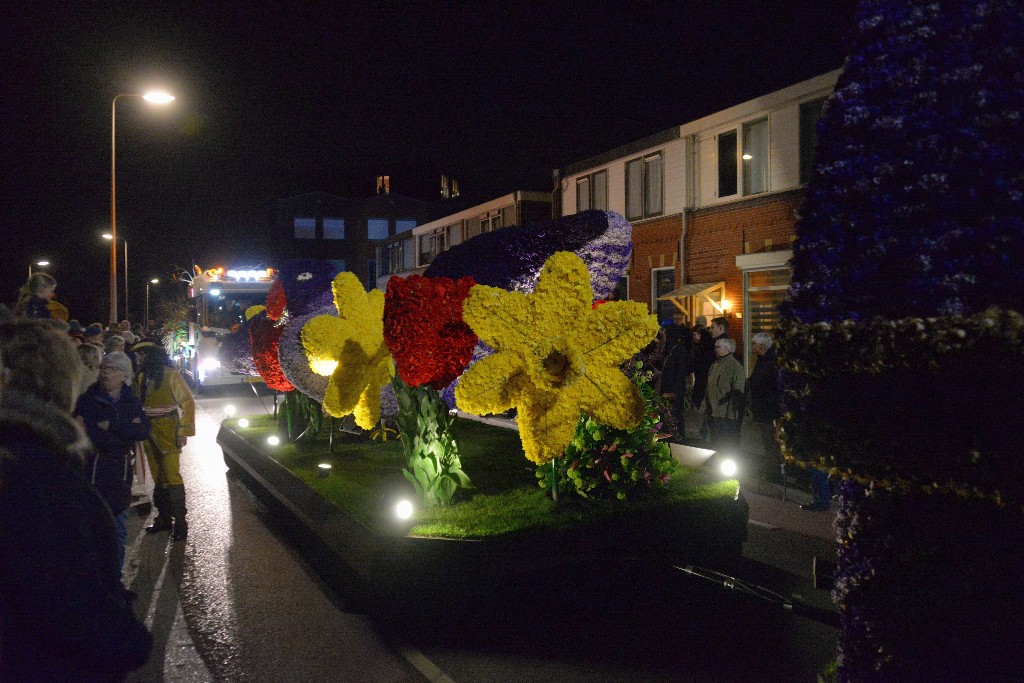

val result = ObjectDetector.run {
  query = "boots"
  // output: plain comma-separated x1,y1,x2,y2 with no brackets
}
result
167,484,188,541
145,486,173,534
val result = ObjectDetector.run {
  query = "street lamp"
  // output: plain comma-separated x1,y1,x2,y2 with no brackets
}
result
110,90,175,324
145,278,159,332
28,260,50,278
102,233,128,320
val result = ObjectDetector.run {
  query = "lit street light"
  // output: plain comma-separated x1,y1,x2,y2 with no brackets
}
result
28,260,50,277
103,233,128,320
145,278,159,332
110,90,175,324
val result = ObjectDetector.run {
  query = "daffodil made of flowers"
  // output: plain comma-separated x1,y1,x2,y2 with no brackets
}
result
455,251,659,464
300,272,394,429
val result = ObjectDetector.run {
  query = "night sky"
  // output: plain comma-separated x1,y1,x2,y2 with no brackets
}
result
1,1,857,324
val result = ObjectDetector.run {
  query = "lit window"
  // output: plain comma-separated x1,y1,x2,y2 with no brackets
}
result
294,217,316,240
323,218,345,240
367,219,389,240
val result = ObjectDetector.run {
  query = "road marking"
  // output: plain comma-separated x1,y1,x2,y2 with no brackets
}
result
749,519,779,529
400,647,457,683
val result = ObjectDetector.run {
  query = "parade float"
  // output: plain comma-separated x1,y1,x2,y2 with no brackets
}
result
216,210,749,603
777,2,1024,680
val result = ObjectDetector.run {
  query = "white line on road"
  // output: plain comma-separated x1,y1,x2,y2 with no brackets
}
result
749,519,779,529
400,647,458,683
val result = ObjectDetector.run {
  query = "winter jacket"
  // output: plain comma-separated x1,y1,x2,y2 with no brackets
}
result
660,341,692,398
0,390,152,681
703,353,746,420
75,382,151,514
747,346,782,423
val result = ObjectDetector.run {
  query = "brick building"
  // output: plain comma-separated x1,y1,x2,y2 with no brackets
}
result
555,70,840,370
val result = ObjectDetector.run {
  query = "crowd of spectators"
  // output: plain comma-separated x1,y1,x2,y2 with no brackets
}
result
0,271,193,679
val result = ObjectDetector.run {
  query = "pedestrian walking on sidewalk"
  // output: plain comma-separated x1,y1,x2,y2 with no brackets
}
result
131,340,195,541
703,337,745,453
75,351,150,571
746,332,785,481
0,320,152,681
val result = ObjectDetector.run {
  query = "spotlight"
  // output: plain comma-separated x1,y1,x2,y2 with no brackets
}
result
395,499,414,520
719,458,738,477
224,404,237,417
267,435,280,446
237,418,250,428
317,463,332,478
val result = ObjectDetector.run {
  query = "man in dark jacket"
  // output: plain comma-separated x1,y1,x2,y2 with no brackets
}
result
746,332,785,481
0,320,151,681
75,350,150,571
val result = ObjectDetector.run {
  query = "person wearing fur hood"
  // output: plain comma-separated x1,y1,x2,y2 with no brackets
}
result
0,320,151,681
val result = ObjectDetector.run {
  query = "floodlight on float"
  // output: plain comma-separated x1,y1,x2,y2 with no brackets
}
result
395,499,414,520
317,463,332,478
720,458,738,477
267,435,280,446
224,404,237,417
238,418,250,428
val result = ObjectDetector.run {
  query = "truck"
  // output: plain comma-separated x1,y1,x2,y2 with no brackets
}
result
178,266,275,391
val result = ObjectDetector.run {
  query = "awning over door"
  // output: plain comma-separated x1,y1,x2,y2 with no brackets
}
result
656,281,726,321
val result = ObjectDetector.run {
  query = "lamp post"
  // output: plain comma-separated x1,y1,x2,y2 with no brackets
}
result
145,278,159,332
102,233,128,320
110,90,175,324
28,260,50,278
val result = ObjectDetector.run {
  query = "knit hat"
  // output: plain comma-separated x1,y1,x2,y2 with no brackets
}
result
68,319,82,333
84,323,104,338
101,351,134,378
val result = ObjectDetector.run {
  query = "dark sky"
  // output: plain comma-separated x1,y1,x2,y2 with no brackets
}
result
1,1,857,324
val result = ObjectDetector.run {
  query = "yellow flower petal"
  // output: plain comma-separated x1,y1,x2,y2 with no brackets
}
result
461,285,531,352
517,395,580,465
531,251,592,338
455,352,526,416
577,367,645,430
580,300,660,367
302,315,347,367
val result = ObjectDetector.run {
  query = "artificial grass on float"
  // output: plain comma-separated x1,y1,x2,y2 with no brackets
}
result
228,414,737,539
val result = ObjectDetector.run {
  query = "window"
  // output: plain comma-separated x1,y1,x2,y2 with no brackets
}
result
744,267,791,368
323,218,345,240
480,210,502,233
447,222,463,247
367,218,389,240
294,217,316,240
718,131,738,197
652,267,676,322
396,219,417,233
576,170,608,213
366,259,376,290
418,226,452,266
384,241,404,274
610,276,629,302
626,154,663,220
742,118,769,196
800,97,826,185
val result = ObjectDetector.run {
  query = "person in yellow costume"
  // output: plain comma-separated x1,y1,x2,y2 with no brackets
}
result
130,341,195,540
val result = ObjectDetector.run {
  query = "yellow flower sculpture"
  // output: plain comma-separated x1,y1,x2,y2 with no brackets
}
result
456,251,659,464
300,272,394,429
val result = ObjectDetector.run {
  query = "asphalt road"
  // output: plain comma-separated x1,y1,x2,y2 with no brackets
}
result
123,383,837,682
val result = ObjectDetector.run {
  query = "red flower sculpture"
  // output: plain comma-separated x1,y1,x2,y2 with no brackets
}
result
384,274,478,390
250,311,295,392
265,279,287,321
